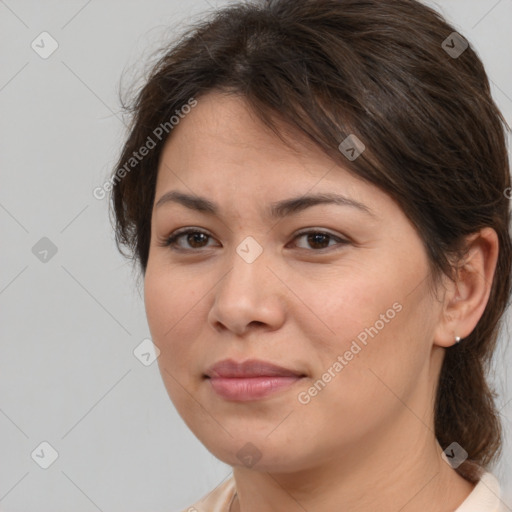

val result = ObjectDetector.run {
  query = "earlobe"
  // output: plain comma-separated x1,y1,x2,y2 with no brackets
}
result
433,227,499,348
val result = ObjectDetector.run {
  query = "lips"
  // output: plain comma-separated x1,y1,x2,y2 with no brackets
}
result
204,358,306,401
204,358,305,378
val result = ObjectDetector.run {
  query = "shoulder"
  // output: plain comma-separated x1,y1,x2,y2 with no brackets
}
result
177,475,236,512
455,471,505,512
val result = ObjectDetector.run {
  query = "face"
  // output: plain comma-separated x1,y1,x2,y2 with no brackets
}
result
144,91,445,472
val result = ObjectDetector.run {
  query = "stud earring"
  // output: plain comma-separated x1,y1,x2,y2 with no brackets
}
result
455,336,461,344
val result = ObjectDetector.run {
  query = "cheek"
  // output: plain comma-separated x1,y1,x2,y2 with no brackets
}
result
144,268,210,422
296,265,399,351
292,310,423,453
295,263,431,402
144,268,204,369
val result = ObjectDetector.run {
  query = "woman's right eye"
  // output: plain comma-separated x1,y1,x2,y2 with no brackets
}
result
159,229,216,251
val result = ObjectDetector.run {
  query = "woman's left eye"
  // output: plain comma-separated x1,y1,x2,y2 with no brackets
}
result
159,228,349,252
292,230,349,250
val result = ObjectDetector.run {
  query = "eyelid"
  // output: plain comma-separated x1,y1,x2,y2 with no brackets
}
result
292,227,348,240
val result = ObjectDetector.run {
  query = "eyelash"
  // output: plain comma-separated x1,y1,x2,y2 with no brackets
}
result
158,228,350,253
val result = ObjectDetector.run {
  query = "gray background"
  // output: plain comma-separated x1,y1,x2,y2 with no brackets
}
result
1,1,511,511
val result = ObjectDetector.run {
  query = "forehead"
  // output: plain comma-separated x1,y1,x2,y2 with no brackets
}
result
150,93,414,241
155,91,365,195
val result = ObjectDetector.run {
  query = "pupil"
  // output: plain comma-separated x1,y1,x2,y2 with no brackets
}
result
189,233,207,247
308,233,329,249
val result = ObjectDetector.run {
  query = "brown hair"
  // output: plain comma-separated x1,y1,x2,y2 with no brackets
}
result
109,0,511,481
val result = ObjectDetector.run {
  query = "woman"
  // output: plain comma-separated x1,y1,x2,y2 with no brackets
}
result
109,0,511,510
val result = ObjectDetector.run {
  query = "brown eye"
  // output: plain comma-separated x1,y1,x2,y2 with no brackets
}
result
292,230,349,251
161,229,215,250
183,232,210,248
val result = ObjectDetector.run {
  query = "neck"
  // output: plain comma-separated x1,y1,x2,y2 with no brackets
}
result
230,410,475,512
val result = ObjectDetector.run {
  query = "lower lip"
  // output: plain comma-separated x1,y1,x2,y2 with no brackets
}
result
207,376,304,401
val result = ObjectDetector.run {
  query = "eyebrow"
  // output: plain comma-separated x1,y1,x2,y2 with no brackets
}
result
154,190,375,218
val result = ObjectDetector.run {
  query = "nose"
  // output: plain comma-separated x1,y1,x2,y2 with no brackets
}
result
207,245,286,336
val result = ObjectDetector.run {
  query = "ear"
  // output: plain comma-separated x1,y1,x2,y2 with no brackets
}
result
433,227,499,348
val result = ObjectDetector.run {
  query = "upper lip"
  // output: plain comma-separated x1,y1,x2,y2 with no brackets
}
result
205,358,305,378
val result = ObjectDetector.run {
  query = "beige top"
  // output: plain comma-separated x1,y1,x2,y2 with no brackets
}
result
179,472,505,512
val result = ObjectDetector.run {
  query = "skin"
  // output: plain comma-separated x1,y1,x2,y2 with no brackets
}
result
144,91,499,512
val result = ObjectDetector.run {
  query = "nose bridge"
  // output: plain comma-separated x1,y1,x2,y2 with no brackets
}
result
209,236,284,333
219,237,269,304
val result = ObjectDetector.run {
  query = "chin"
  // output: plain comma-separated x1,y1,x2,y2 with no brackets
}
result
194,428,310,473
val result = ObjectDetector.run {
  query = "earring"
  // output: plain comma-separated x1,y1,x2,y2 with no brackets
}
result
455,336,461,344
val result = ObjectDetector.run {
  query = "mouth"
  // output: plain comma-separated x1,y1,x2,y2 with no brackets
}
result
204,358,307,402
